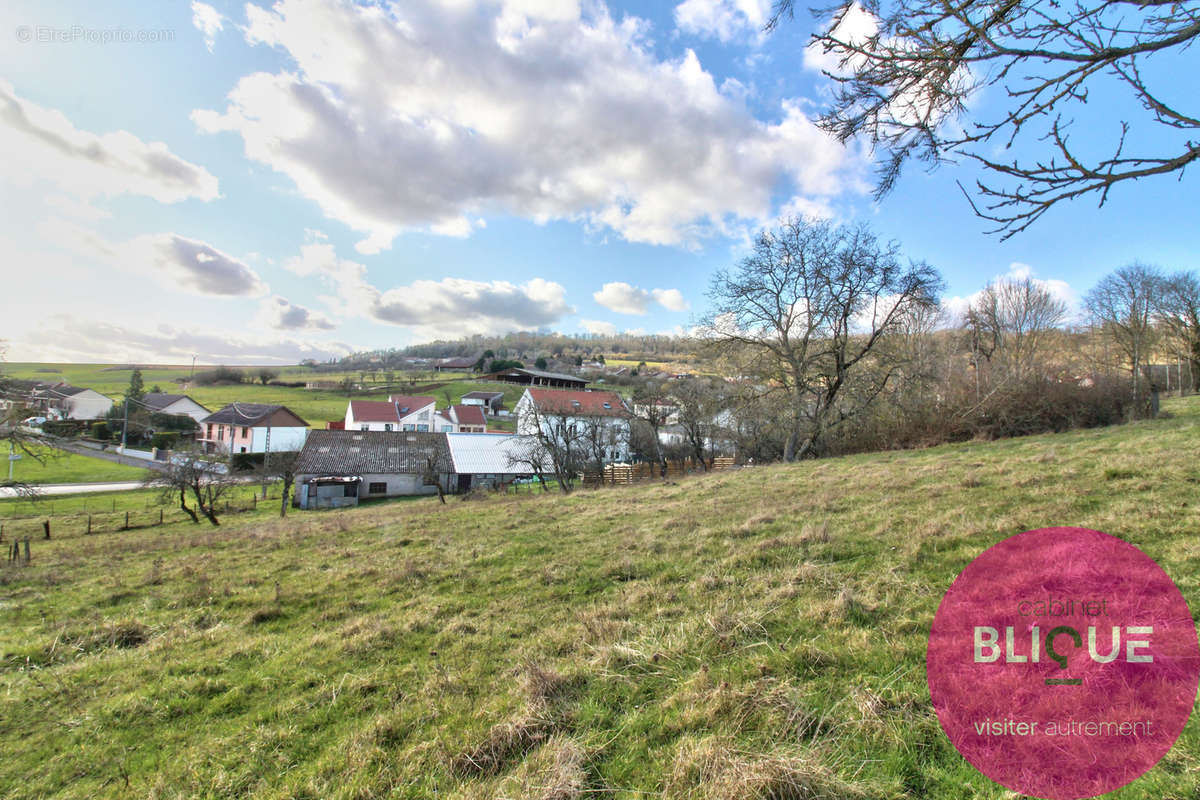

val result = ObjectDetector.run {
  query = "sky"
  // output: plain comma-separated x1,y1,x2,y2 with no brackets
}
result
1,0,1196,365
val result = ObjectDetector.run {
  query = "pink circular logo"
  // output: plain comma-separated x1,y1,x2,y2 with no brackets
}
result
927,527,1199,799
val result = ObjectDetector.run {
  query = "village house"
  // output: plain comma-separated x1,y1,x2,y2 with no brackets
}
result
459,390,505,416
432,356,479,372
293,430,453,509
140,393,211,426
199,403,309,455
344,395,436,431
515,388,632,462
27,384,113,420
436,404,488,433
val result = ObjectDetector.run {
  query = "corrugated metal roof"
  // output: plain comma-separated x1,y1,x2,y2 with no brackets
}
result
445,433,547,474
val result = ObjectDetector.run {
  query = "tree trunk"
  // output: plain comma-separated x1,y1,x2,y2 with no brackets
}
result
280,477,292,517
178,488,199,524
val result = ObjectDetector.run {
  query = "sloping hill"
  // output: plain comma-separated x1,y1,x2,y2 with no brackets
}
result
2,398,1198,799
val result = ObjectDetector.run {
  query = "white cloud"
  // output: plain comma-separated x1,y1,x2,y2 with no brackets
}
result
595,282,690,314
257,295,336,330
283,237,573,337
45,220,268,298
580,319,618,336
0,79,219,204
652,288,691,312
674,0,771,43
594,282,651,314
14,316,352,365
194,0,859,251
191,2,226,52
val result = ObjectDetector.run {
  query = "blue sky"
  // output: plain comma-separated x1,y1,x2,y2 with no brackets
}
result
1,0,1196,364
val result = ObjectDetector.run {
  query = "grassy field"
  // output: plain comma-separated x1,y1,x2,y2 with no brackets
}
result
1,398,1198,799
3,445,149,485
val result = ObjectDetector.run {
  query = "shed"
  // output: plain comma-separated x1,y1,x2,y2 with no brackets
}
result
294,430,453,509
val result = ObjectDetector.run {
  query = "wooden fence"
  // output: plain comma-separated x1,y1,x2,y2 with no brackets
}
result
581,457,736,488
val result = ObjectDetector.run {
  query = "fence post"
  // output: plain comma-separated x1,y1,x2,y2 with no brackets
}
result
87,515,92,535
23,538,31,564
43,520,50,540
124,511,130,530
159,509,164,526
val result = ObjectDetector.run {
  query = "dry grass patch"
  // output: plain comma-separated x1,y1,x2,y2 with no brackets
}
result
665,735,866,800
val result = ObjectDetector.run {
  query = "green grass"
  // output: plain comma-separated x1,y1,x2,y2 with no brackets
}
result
1,398,1198,798
3,445,149,485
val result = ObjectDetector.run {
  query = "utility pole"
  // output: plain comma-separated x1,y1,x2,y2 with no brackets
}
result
261,425,270,499
120,393,129,453
190,354,197,382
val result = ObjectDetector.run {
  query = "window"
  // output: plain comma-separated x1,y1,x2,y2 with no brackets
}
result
402,424,415,431
217,426,224,441
384,423,393,431
240,447,247,453
360,424,370,431
206,423,213,438
441,425,452,432
242,427,249,436
368,482,387,495
416,424,429,432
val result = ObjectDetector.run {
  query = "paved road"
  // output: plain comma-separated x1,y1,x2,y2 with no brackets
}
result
0,480,148,498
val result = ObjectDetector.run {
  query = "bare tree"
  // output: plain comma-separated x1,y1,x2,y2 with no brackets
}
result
1085,263,1162,400
965,276,1068,382
257,450,299,517
630,380,674,477
144,449,236,526
703,216,942,460
504,437,551,491
518,404,585,493
768,0,1200,237
1156,271,1200,392
672,377,727,470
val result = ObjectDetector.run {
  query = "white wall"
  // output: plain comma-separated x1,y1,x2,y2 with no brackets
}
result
249,426,309,453
66,390,114,420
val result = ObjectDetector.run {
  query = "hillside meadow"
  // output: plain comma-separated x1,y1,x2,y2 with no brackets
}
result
0,397,1198,799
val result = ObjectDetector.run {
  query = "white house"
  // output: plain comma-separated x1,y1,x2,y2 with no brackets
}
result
199,403,310,455
515,388,632,462
28,384,113,420
435,404,488,433
344,395,437,432
141,393,211,425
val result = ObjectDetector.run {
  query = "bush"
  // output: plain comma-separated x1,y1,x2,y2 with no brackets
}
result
191,366,246,386
91,421,111,440
826,373,1149,456
151,432,180,450
43,419,87,438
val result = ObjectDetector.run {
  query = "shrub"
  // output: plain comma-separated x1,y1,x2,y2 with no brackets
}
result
151,432,179,450
191,366,246,386
91,421,111,440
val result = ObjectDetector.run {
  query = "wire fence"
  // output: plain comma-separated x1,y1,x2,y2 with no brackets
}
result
0,491,284,541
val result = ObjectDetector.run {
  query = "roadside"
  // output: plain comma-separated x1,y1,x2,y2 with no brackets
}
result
0,480,149,498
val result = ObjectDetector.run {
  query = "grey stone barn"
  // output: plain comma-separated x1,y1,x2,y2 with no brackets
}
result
293,430,453,509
